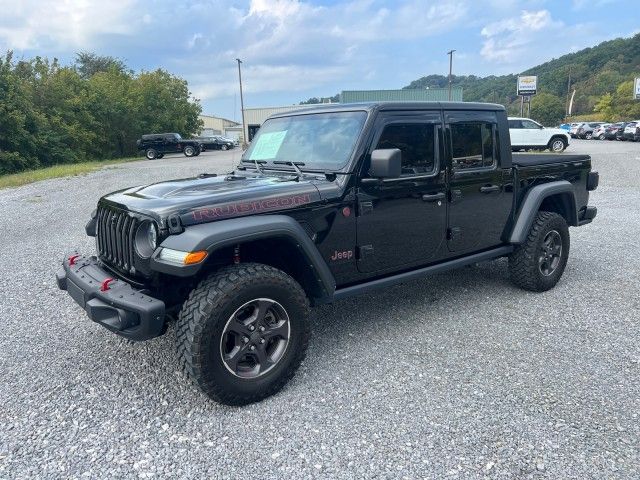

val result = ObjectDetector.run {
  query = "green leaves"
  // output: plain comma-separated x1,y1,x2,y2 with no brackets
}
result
0,51,202,175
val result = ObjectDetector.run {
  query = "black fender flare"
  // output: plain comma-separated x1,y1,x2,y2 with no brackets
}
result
150,215,336,300
509,180,577,244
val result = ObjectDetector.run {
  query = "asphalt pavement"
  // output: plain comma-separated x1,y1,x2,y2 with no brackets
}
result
0,140,638,479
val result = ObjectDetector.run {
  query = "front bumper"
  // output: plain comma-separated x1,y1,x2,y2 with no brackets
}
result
56,254,166,341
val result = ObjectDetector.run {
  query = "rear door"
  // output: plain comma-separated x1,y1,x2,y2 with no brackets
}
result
356,110,447,273
508,119,524,146
446,110,512,252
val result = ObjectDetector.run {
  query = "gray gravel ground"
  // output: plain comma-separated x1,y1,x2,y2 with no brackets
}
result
0,140,639,479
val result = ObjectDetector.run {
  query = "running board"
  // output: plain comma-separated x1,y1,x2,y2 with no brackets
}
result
332,246,514,301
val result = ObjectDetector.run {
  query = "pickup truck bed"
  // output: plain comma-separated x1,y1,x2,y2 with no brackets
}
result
512,153,591,167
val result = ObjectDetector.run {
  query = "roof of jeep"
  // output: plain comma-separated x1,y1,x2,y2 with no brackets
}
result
269,102,505,118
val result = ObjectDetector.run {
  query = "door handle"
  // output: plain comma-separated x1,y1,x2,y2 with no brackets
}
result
480,185,501,193
422,192,446,202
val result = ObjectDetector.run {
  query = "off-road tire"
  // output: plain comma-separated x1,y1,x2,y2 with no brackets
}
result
145,148,158,160
176,263,310,405
184,146,196,157
509,211,570,292
548,137,567,152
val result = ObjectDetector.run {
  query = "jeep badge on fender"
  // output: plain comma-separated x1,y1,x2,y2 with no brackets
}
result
57,102,598,406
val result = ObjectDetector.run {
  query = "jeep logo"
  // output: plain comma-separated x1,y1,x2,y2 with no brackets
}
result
330,250,354,262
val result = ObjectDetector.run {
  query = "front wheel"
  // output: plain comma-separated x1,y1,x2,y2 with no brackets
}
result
509,211,570,292
548,137,567,152
584,132,593,140
598,134,605,140
176,263,310,405
145,148,158,160
221,144,228,151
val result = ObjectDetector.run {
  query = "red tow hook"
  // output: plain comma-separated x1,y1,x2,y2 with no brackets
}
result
68,254,81,266
100,278,116,292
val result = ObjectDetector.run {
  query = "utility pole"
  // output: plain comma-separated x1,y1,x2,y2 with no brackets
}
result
447,50,456,101
565,65,572,119
236,58,247,148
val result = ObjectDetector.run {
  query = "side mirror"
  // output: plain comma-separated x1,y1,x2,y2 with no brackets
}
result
369,148,402,178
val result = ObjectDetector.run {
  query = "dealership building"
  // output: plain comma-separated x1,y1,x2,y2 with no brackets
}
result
238,88,463,142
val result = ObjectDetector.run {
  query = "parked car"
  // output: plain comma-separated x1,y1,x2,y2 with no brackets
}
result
576,122,607,140
569,123,582,138
622,121,640,141
508,117,570,152
197,135,235,151
558,123,571,131
136,133,201,160
57,101,598,405
592,124,611,140
603,122,627,140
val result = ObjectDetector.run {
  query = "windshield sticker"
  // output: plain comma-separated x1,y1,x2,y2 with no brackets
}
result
249,130,287,160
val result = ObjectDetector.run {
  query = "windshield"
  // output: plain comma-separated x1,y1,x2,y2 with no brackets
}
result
243,111,368,170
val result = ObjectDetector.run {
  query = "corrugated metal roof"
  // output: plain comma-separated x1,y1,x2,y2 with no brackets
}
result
340,88,463,103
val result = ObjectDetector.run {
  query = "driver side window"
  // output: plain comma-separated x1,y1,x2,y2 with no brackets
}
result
374,123,436,175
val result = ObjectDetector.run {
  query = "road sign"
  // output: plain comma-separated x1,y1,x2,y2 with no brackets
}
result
634,77,640,100
517,76,537,96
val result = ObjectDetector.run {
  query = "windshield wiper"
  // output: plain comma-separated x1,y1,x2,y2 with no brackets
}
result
273,161,305,179
240,158,266,175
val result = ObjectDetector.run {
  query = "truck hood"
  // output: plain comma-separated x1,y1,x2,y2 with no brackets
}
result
100,171,333,228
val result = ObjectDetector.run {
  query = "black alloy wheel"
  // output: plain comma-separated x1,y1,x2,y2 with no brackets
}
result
220,298,290,379
538,230,562,276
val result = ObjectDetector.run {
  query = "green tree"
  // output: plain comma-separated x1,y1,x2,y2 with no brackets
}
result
75,52,127,79
530,93,565,126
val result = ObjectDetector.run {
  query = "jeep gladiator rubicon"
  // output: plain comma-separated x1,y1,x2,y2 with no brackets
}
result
57,102,598,405
136,133,201,160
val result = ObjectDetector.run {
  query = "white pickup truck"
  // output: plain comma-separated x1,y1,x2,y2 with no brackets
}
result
508,117,571,152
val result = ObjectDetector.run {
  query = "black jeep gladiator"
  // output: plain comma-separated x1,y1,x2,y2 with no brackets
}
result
136,133,201,160
57,102,598,405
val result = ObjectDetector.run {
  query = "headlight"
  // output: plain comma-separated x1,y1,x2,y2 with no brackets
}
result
135,221,157,258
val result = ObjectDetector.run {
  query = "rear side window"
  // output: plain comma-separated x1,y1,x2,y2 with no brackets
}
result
450,123,495,170
508,120,522,129
375,123,436,175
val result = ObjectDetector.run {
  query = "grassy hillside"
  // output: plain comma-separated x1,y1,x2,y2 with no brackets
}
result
404,34,640,119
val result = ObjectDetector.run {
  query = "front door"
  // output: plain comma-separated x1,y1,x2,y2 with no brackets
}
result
446,111,512,252
356,111,447,273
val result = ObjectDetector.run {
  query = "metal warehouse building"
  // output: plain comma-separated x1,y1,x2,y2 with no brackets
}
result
241,88,463,141
198,115,241,140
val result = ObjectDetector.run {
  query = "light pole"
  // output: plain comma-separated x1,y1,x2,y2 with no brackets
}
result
447,49,456,101
236,58,247,148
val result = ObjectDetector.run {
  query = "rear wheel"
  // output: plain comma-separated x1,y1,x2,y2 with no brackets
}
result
221,144,228,151
598,134,605,140
584,132,593,140
548,137,567,152
145,148,157,160
509,211,570,292
184,146,196,157
176,263,310,405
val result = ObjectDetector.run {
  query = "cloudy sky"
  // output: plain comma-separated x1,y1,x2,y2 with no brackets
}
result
0,0,637,120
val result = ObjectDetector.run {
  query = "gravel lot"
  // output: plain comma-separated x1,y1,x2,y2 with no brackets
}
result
0,140,639,479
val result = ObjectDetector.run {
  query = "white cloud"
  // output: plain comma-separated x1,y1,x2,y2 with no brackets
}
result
480,10,562,62
0,0,135,50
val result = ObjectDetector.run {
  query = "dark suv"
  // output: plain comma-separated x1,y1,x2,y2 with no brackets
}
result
136,133,201,160
197,136,235,151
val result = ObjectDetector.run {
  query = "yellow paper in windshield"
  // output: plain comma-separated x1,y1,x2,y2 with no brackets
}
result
249,130,287,160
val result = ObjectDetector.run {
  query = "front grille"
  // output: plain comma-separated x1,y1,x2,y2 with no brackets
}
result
96,205,139,274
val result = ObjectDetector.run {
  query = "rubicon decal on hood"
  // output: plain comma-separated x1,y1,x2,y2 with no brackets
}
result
189,193,314,223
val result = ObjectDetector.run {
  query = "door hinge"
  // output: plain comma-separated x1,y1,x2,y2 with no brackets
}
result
358,201,373,216
447,227,461,241
357,245,374,260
